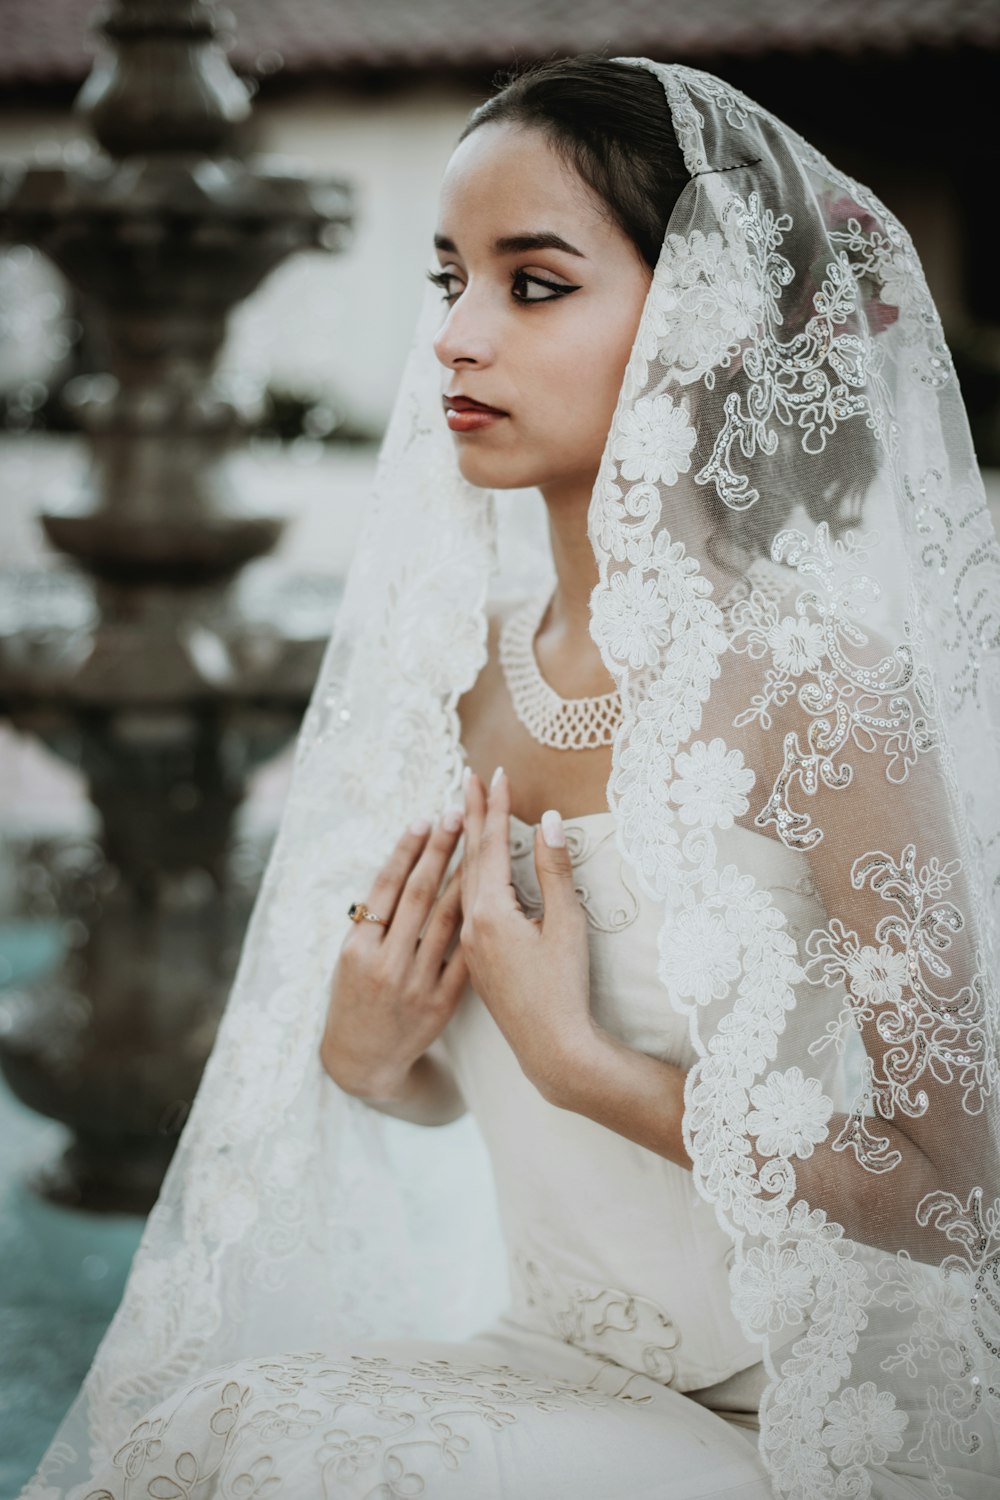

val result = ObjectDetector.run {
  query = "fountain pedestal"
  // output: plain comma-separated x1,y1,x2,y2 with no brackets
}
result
0,0,354,1212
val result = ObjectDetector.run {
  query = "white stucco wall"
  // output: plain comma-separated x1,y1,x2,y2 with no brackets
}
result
225,81,477,430
0,82,479,431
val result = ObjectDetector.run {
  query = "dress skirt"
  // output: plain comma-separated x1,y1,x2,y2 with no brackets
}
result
75,1316,774,1500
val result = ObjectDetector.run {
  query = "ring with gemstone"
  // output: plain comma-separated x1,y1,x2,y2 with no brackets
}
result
347,901,390,926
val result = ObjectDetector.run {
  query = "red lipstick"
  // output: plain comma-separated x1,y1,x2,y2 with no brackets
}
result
443,394,508,433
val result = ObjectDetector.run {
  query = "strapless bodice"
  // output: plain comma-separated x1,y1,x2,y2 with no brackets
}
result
440,805,842,1393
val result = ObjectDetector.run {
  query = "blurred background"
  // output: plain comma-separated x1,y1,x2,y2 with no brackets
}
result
1,2,999,1494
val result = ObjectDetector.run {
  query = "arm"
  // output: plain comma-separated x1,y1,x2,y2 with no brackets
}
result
460,755,994,1266
552,720,993,1265
548,1027,693,1169
555,1030,943,1260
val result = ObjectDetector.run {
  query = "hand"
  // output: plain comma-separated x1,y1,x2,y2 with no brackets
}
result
459,766,596,1104
321,809,469,1101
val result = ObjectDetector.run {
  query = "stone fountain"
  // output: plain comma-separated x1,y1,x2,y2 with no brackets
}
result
0,0,353,1211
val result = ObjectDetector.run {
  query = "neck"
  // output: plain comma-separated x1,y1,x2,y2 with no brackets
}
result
535,476,610,696
536,472,737,694
543,483,599,638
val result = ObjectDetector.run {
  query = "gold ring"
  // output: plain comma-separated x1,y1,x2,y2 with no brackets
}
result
347,901,390,927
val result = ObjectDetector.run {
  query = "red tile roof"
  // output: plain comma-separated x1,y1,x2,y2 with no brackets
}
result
2,0,998,88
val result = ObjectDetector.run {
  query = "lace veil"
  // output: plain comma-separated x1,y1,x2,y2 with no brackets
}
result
21,59,1000,1500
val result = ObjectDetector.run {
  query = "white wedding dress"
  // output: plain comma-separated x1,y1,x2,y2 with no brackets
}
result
74,810,943,1500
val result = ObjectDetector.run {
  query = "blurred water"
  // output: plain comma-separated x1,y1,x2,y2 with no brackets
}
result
0,921,144,1500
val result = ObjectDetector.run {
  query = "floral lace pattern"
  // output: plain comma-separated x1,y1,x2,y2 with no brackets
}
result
79,1349,614,1500
585,60,1000,1500
872,1187,1000,1492
803,842,991,1146
728,522,937,851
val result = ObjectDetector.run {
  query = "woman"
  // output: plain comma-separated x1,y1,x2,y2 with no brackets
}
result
22,56,1000,1500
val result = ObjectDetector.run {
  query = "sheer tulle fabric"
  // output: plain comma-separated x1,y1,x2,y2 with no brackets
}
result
20,59,1000,1500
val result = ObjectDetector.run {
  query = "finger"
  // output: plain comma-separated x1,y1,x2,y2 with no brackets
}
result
479,766,517,915
533,817,586,930
435,931,471,1012
462,767,487,912
384,809,465,954
413,860,464,978
357,817,449,941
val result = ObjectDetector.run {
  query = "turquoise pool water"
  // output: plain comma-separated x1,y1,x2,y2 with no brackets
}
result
0,922,144,1500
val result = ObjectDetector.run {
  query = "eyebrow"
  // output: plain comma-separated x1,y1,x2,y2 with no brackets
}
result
433,231,585,259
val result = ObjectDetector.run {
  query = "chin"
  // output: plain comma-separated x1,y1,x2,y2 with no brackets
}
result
453,449,543,492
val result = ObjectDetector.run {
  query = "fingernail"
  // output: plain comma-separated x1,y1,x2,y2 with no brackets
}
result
491,764,504,788
409,817,431,836
462,766,472,789
541,809,565,847
442,806,463,832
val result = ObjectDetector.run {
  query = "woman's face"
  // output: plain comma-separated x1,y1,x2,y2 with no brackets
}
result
432,121,653,497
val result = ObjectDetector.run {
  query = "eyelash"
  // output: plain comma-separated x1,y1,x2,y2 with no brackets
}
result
425,268,579,305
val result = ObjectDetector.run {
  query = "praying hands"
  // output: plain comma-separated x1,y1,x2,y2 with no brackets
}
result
458,765,596,1104
459,768,692,1170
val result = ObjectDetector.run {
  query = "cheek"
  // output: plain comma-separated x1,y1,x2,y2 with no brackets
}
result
448,296,645,490
535,313,636,449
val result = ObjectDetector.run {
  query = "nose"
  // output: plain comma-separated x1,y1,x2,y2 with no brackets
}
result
432,286,496,371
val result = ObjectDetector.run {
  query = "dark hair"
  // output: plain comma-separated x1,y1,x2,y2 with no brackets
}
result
462,55,877,571
459,55,688,271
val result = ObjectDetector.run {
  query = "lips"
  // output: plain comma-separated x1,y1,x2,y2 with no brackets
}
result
443,394,508,416
443,393,509,434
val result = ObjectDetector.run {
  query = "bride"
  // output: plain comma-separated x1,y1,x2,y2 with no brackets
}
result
22,55,1000,1500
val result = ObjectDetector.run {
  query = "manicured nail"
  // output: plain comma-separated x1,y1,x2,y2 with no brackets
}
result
541,809,565,847
409,817,431,836
462,766,472,789
491,764,504,788
442,806,463,833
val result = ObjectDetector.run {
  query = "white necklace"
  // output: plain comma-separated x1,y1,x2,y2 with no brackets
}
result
499,593,622,751
499,560,786,752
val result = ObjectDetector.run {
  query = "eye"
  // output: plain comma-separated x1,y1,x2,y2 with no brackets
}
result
425,265,581,306
426,267,463,303
511,269,581,303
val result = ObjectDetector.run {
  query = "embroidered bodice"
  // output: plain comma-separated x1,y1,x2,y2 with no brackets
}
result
440,807,845,1394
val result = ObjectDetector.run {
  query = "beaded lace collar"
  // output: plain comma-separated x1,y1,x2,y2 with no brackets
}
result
499,592,621,750
498,558,789,752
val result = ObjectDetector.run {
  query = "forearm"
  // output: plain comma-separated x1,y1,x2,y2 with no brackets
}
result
552,1024,693,1170
324,1039,467,1126
555,1028,948,1264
